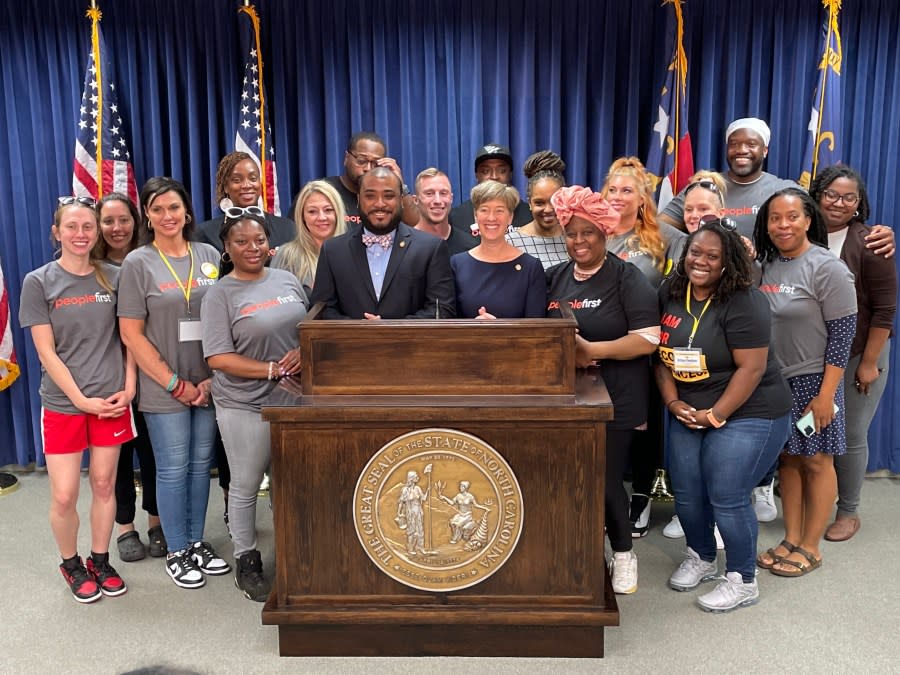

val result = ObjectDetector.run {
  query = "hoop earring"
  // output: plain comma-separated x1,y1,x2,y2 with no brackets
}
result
221,251,231,263
853,210,860,217
185,215,192,224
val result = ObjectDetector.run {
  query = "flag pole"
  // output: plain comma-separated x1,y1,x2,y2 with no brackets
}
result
239,4,269,212
811,0,842,181
87,4,104,196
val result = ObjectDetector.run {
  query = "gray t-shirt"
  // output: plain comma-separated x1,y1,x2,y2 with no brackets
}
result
117,243,220,413
760,245,857,379
19,262,125,414
661,172,797,238
201,269,309,411
606,222,686,288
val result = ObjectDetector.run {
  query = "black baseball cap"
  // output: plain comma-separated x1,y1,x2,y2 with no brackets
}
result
474,144,513,171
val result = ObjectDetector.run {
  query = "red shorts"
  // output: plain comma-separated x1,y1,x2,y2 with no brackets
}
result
40,407,137,455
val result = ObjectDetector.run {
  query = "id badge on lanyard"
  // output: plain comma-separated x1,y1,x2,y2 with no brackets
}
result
672,347,703,372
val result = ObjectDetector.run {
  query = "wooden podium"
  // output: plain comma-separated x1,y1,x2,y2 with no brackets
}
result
261,312,618,657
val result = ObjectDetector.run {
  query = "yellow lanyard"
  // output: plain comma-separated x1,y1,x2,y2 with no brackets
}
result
684,282,712,348
154,242,195,315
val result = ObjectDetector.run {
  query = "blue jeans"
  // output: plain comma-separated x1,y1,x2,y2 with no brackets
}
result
144,406,218,553
667,414,791,581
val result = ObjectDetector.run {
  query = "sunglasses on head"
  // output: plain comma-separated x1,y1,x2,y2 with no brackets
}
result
57,196,97,209
684,180,720,196
698,214,738,231
223,205,265,220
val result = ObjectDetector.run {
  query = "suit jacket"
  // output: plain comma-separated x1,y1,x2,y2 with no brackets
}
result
193,213,298,253
310,223,456,319
839,222,897,358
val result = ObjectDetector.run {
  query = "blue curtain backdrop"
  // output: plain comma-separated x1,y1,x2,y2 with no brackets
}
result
1,0,898,470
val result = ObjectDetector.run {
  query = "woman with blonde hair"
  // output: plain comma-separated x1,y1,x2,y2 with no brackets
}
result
601,157,687,537
272,180,347,290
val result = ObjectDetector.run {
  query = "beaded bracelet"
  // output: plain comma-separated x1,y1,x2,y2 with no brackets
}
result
165,373,179,392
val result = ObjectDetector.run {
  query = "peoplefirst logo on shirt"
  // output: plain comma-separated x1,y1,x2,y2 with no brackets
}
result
759,283,797,294
547,297,603,310
239,294,303,316
54,290,113,308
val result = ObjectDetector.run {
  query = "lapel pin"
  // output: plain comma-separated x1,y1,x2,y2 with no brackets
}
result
515,264,522,271
399,241,406,248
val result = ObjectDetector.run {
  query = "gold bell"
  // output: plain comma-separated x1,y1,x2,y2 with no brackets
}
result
649,468,674,502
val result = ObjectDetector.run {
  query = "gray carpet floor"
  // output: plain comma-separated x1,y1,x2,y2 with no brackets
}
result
1,471,898,674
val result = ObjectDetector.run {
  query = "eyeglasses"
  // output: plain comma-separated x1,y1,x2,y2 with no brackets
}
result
684,180,720,196
223,205,265,220
821,188,859,206
346,149,381,169
698,214,738,231
57,196,97,209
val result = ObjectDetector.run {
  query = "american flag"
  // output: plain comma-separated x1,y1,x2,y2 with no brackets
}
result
235,5,281,215
0,256,19,391
798,0,843,189
646,0,694,211
72,8,137,203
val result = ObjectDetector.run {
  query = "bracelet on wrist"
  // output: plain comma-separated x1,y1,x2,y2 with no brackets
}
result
706,408,727,428
665,399,679,411
267,361,277,381
171,379,185,398
165,373,179,392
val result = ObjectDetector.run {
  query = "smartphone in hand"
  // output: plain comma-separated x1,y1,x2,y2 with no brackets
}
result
795,404,840,437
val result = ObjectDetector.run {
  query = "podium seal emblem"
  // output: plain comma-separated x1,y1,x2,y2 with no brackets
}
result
353,428,524,592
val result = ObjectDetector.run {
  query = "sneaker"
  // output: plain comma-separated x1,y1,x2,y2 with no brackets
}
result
697,571,759,613
147,525,167,558
116,530,146,562
753,479,778,522
191,541,232,575
235,549,271,602
86,556,128,597
668,547,718,591
59,558,102,604
663,515,684,538
714,525,725,550
166,549,206,589
629,494,651,538
609,550,638,594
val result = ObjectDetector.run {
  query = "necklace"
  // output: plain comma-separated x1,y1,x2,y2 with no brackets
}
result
573,257,605,281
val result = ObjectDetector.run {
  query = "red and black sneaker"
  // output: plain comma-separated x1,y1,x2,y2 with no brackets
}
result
59,558,102,604
86,556,128,597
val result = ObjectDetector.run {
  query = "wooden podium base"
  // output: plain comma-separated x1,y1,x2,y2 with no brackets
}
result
261,387,618,658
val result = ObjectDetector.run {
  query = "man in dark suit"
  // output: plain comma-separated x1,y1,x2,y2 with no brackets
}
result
310,167,456,319
194,151,296,253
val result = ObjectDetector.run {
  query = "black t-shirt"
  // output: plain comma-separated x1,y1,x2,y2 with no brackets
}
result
546,255,658,430
323,175,362,226
657,282,792,420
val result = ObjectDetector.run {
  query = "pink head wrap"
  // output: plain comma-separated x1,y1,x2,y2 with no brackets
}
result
550,185,620,235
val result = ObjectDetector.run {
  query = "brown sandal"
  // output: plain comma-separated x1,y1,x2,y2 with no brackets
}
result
756,539,796,569
770,546,822,577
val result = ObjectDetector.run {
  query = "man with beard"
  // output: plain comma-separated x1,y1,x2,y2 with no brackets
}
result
449,143,532,237
659,118,795,238
315,131,418,227
310,167,456,319
413,168,475,256
660,119,894,254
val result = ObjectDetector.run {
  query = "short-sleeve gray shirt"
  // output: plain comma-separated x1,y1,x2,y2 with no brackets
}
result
661,172,797,238
19,262,125,414
606,222,686,288
760,245,857,379
117,243,220,413
201,269,309,411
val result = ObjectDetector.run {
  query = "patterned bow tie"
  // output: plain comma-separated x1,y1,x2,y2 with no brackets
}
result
362,233,393,249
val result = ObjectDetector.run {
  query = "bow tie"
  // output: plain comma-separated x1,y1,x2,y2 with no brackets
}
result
362,233,393,249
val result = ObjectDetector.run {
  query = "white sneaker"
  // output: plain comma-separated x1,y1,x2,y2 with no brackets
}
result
166,549,205,589
663,515,684,538
609,550,638,594
697,571,759,612
190,541,232,576
714,525,725,550
668,547,718,592
753,480,778,522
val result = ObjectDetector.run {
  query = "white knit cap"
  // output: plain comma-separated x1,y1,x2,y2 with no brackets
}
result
725,118,771,147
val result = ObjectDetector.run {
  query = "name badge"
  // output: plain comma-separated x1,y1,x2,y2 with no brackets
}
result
672,347,703,372
178,318,202,342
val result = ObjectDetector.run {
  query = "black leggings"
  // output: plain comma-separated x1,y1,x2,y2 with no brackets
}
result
629,383,664,495
606,429,636,552
114,410,157,524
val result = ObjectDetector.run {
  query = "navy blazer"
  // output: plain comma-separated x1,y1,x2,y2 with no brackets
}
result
194,213,298,253
310,223,457,319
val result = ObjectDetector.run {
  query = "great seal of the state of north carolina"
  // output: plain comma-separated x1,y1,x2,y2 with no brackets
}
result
352,428,524,592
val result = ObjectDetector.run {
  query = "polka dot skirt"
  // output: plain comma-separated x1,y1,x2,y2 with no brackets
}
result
785,372,846,456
